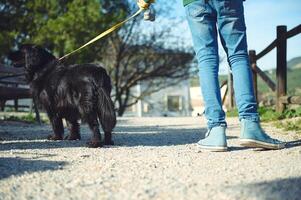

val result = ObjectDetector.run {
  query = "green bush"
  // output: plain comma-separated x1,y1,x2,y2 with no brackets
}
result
2,113,45,123
227,106,301,134
227,106,301,122
261,107,301,122
275,119,301,135
258,107,283,122
226,109,238,117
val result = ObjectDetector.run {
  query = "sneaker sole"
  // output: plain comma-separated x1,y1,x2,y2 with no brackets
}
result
197,144,228,152
240,139,285,150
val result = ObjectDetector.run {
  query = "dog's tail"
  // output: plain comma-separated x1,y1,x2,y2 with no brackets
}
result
95,86,116,132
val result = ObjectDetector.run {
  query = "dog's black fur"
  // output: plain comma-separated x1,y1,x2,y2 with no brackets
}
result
9,44,116,147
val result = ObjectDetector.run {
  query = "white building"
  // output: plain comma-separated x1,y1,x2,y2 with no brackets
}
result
190,86,205,116
124,80,193,117
123,78,230,117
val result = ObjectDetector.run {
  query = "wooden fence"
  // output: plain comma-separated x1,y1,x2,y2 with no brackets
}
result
0,64,41,123
249,24,301,112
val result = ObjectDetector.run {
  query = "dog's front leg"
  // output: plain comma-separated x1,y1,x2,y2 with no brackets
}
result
104,132,114,145
47,116,64,140
65,120,81,140
86,115,102,148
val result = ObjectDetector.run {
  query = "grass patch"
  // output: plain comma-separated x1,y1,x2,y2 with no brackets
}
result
274,119,301,135
259,107,301,122
226,109,238,117
258,107,282,122
0,112,48,124
226,106,301,134
2,113,37,123
226,106,301,122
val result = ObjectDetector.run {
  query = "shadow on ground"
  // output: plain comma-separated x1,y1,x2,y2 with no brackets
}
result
285,139,301,149
0,140,87,151
0,124,207,150
226,177,301,200
0,121,51,141
2,120,301,151
0,157,66,180
114,126,206,146
253,139,301,152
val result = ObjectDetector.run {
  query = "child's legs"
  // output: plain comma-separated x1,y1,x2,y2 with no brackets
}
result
216,0,259,121
185,1,226,128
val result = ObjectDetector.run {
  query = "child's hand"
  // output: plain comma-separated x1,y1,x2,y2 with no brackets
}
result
137,0,154,10
137,0,156,22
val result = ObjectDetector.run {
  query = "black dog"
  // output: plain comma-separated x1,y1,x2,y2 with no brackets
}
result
9,44,116,147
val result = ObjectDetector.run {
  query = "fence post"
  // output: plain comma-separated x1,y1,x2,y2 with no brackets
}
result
276,25,287,112
14,99,18,111
0,100,5,111
249,50,258,102
14,84,18,111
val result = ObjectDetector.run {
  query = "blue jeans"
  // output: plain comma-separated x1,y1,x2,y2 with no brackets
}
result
185,0,259,128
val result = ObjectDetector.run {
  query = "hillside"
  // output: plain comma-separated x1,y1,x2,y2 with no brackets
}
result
255,56,301,95
288,56,301,69
258,67,301,95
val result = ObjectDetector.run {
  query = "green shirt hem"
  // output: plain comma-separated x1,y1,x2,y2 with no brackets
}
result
183,0,197,6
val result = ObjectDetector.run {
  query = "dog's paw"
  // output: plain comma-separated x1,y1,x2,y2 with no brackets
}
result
64,134,81,140
87,140,102,148
47,134,63,140
104,140,114,145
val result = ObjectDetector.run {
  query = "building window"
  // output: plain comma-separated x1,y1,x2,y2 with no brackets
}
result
167,95,182,112
143,103,149,113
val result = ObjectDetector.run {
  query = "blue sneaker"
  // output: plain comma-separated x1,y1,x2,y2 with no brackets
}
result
240,119,285,150
197,126,228,152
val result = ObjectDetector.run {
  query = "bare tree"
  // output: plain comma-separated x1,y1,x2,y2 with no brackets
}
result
101,13,194,116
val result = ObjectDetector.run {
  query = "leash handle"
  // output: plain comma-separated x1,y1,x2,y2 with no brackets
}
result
137,0,155,10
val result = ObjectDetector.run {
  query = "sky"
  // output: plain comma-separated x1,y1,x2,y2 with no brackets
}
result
149,0,301,73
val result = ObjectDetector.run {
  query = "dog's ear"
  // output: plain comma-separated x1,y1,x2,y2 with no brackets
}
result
8,50,25,68
18,44,56,68
24,44,55,60
8,50,23,62
19,44,38,52
7,44,37,67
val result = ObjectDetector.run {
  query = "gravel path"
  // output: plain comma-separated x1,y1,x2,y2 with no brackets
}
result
0,117,301,200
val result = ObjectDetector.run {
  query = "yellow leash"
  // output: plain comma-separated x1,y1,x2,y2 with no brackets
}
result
59,0,154,61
